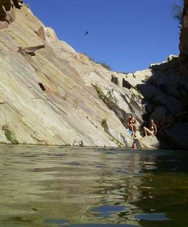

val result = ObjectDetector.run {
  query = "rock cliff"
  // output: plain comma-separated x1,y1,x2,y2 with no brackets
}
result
0,2,187,149
179,0,188,73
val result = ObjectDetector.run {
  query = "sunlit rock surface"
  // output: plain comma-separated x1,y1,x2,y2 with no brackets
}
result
0,5,134,147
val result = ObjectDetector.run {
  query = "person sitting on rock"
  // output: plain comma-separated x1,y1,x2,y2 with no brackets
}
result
127,114,137,138
143,119,157,137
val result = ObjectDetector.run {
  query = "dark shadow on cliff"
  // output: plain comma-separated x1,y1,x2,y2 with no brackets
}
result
136,56,188,149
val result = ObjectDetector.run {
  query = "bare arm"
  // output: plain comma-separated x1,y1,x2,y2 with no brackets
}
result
127,119,131,127
154,124,157,136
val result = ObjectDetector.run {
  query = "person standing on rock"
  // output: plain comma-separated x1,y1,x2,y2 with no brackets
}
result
143,119,157,137
127,114,137,138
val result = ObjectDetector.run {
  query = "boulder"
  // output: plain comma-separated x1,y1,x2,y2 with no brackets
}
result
139,136,160,150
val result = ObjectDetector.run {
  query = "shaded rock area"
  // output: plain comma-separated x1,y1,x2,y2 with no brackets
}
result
139,56,188,149
179,0,188,74
0,0,22,28
0,2,187,149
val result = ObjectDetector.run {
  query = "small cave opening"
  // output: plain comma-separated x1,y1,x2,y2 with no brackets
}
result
12,0,23,9
38,83,46,91
111,75,118,85
122,78,132,89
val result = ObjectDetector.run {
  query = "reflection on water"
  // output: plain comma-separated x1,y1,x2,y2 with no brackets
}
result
92,205,126,218
0,145,187,227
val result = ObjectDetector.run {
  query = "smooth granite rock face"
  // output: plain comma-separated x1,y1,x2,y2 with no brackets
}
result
0,5,135,147
0,3,187,149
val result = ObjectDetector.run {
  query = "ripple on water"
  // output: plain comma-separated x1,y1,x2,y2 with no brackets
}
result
62,225,140,227
0,146,187,226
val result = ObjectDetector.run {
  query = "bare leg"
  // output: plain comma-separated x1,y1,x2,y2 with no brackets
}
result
130,125,134,137
132,125,137,138
143,127,153,136
130,124,136,137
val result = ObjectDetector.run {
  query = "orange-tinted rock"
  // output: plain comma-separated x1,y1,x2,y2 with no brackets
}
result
36,26,46,40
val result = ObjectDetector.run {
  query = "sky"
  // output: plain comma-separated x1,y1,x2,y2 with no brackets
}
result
26,0,181,72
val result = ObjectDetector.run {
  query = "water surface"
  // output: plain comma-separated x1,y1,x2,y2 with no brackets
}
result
0,145,187,227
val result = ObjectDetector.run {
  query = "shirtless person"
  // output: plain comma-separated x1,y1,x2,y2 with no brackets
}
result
127,114,137,138
143,119,157,136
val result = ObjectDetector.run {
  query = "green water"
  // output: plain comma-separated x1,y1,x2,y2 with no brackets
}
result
0,145,187,227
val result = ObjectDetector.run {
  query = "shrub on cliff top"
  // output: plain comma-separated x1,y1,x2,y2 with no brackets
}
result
99,62,112,70
80,52,111,70
173,1,183,27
